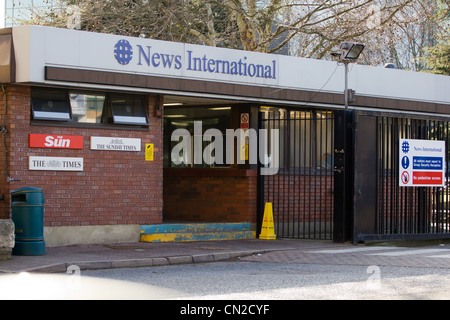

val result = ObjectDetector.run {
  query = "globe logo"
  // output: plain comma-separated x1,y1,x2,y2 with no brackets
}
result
401,141,410,154
114,40,133,65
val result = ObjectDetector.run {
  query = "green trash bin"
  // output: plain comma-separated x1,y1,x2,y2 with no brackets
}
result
11,188,45,256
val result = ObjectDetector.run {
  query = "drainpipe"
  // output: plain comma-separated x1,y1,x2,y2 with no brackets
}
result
1,85,21,183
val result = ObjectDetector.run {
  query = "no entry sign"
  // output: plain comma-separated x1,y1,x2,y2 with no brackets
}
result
240,113,249,129
399,139,446,187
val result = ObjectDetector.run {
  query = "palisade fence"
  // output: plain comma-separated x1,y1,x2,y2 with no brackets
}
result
260,108,334,240
377,117,450,238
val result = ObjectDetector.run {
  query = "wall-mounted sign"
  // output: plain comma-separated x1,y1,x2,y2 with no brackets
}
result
240,113,250,161
29,157,84,171
29,134,84,149
145,144,154,161
240,113,250,129
91,137,141,152
399,139,445,187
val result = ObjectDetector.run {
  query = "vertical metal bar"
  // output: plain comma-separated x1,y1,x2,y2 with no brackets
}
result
394,118,398,234
268,110,274,233
392,118,396,234
384,117,388,234
312,111,316,239
383,116,386,234
291,111,297,238
325,111,330,239
285,110,290,238
426,120,431,233
395,118,400,234
414,119,419,233
397,118,406,233
375,116,380,235
386,118,393,234
303,111,307,239
296,111,300,239
320,111,324,238
435,121,438,233
378,117,384,235
277,109,282,237
308,110,313,238
330,111,335,240
378,117,383,234
408,118,411,233
314,110,318,239
443,121,450,233
391,117,395,234
418,120,424,233
282,108,287,237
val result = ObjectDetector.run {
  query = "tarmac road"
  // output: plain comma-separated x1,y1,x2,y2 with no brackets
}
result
2,239,450,300
83,246,450,300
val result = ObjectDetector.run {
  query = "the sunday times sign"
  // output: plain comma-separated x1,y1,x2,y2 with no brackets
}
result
399,139,446,187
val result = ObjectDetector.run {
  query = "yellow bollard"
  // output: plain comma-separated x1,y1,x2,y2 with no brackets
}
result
259,203,276,240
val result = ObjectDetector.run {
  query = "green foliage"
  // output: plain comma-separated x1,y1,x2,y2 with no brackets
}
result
423,0,450,75
425,35,450,75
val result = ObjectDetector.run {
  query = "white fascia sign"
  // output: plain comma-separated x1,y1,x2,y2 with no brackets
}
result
91,136,142,152
11,26,450,106
29,156,84,171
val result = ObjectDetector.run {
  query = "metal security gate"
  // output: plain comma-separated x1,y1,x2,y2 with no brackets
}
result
376,116,450,239
260,107,334,240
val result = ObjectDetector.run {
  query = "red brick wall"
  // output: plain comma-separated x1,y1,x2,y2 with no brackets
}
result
0,85,163,226
163,168,257,223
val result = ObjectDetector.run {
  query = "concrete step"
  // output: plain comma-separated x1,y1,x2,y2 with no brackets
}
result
140,223,256,243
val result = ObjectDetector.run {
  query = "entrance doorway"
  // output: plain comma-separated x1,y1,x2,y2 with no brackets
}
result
162,101,257,224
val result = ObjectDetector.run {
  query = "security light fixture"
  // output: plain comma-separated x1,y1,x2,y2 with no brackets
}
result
340,42,365,60
331,42,366,110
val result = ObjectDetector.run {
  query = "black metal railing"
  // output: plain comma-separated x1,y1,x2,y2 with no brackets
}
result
260,108,334,240
377,117,450,238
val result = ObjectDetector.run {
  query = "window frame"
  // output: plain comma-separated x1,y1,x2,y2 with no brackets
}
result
109,94,150,126
31,87,150,130
69,91,107,125
31,88,72,122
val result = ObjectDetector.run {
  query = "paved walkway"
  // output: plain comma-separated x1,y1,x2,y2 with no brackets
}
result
1,239,449,274
0,239,330,273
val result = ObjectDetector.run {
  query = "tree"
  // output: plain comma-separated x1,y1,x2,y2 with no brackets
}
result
27,0,441,69
425,38,450,75
423,0,450,75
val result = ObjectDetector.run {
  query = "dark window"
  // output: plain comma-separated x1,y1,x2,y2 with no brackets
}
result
110,94,149,125
31,89,71,121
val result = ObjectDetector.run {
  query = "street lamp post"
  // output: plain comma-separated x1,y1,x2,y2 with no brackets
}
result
332,42,365,243
344,61,349,110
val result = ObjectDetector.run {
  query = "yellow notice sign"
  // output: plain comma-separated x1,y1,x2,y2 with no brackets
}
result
240,144,249,161
145,144,154,161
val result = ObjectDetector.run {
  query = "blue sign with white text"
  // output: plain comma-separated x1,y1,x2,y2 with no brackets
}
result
413,156,443,170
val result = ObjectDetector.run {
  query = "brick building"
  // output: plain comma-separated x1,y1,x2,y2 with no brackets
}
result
0,26,449,246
